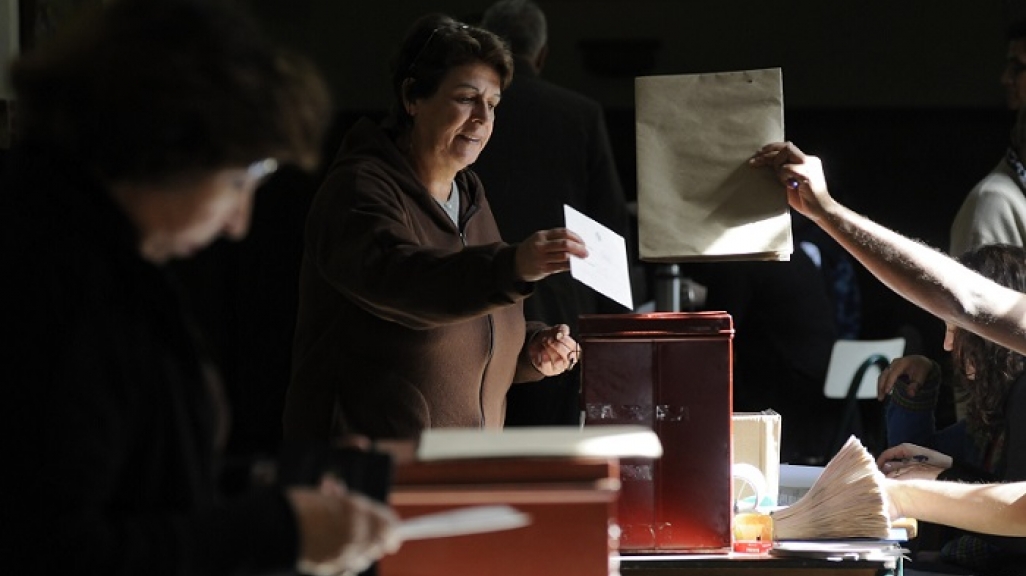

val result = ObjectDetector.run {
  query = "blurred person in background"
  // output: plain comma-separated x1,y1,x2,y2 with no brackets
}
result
0,1,399,574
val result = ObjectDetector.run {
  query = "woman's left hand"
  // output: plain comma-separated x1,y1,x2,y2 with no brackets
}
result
878,443,952,478
884,462,947,482
528,324,581,376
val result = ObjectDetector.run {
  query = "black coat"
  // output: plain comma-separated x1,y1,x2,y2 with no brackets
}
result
0,145,297,575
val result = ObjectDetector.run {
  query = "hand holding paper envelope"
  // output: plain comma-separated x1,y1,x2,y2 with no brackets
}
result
636,67,792,262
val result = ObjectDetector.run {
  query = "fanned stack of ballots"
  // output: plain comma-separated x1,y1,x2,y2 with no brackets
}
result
635,67,792,262
772,435,890,540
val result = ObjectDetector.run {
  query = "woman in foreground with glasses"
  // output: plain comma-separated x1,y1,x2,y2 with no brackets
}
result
0,1,399,574
284,13,585,442
751,141,1026,542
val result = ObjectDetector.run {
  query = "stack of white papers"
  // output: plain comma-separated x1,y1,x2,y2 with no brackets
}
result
771,541,907,563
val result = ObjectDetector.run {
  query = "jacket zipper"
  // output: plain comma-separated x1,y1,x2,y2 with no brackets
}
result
480,315,494,428
457,211,491,429
453,184,490,428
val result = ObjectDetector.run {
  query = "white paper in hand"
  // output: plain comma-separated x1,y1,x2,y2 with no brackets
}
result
563,205,633,310
397,505,531,541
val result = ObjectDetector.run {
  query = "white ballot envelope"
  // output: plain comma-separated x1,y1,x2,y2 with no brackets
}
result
563,204,634,310
636,67,792,262
397,505,531,541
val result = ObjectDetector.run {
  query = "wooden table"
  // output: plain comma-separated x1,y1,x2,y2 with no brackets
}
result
619,553,901,576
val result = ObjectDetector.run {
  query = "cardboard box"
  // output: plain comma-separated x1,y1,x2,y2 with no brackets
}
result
381,457,620,576
580,312,734,553
732,411,781,507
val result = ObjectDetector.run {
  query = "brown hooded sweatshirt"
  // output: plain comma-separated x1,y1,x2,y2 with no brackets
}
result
284,118,544,441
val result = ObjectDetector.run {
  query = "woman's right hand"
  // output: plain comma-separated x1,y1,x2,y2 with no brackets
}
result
515,228,588,283
288,476,401,576
748,141,836,222
877,355,935,401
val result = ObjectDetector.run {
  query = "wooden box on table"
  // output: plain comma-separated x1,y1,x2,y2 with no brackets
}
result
579,312,734,553
379,456,621,576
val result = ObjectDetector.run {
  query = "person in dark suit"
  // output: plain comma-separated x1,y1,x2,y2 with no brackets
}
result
681,221,842,464
475,0,631,426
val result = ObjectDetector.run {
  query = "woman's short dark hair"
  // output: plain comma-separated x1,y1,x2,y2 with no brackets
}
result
387,13,513,133
10,0,332,185
952,244,1026,441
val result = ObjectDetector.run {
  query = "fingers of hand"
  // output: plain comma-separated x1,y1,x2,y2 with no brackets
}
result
885,465,908,478
885,463,938,480
877,367,895,400
542,236,587,260
750,142,809,173
520,235,585,281
531,348,553,370
335,496,399,572
876,448,906,470
751,142,789,164
780,167,806,189
319,475,347,496
556,340,580,370
529,333,556,370
887,372,921,397
559,332,580,368
531,336,580,373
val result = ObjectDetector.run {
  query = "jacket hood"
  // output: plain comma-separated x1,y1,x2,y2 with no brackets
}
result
334,118,485,222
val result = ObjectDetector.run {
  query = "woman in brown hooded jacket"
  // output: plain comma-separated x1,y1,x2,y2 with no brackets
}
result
284,13,587,441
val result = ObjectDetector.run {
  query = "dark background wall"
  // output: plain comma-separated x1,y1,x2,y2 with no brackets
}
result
247,0,1016,110
182,0,1026,455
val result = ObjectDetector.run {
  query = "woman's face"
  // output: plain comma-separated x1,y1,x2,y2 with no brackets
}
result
407,61,501,174
113,161,275,263
943,322,957,352
1003,38,1026,111
945,322,977,380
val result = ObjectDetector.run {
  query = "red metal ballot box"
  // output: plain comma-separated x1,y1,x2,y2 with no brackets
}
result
579,312,734,553
380,457,620,576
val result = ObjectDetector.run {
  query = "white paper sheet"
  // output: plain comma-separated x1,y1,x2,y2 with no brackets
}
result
563,204,634,310
397,505,531,541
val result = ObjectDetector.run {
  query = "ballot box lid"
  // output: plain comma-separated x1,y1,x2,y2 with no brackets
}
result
579,312,733,337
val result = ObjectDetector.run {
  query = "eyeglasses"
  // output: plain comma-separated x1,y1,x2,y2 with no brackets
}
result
247,158,278,181
406,23,469,76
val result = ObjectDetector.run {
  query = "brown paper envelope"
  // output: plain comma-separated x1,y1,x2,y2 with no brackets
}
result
636,68,791,262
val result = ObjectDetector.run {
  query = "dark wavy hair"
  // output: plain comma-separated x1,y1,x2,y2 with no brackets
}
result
10,0,332,185
386,13,513,134
951,244,1026,440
